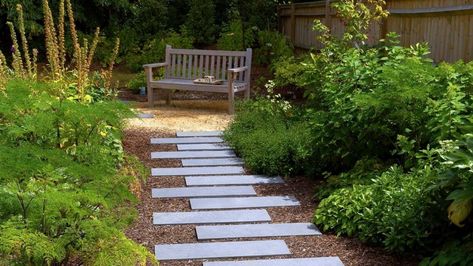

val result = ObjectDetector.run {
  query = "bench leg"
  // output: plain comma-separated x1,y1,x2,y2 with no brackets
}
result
146,67,154,108
166,91,172,105
148,87,154,107
228,91,235,114
244,87,250,100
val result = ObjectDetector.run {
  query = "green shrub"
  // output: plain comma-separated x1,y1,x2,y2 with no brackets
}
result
217,24,293,67
0,79,156,265
225,97,313,176
126,30,194,71
315,166,446,252
254,30,293,67
421,237,473,266
127,72,147,93
217,19,254,51
186,0,216,45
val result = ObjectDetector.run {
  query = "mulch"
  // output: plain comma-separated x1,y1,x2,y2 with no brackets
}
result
123,127,420,266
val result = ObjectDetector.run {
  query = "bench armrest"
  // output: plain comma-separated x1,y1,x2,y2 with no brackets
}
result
143,62,168,69
227,66,248,73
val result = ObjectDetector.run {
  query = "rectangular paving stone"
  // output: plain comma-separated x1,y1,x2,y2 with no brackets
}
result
204,257,345,266
153,209,271,225
186,175,284,186
177,143,231,151
176,131,223,137
152,166,244,176
152,186,256,198
155,240,290,260
151,137,223,144
182,158,243,167
137,113,154,119
151,150,235,159
191,196,300,210
196,223,321,240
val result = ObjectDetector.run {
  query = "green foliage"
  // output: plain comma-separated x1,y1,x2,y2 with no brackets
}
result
421,235,473,266
217,20,293,67
186,0,216,45
126,30,194,71
225,0,473,260
224,97,313,177
315,166,446,252
127,72,146,93
253,30,293,66
0,79,157,265
217,19,253,51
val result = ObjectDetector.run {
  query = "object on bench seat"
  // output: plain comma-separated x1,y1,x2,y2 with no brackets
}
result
144,45,252,114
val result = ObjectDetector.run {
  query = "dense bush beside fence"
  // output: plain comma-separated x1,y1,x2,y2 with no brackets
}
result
225,0,473,262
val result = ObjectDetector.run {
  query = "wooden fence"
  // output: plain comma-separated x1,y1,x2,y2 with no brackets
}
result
278,0,473,62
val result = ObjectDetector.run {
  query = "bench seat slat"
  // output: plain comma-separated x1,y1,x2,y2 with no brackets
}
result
151,79,248,93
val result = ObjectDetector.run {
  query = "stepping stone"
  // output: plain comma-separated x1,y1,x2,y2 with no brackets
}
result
155,240,290,260
204,257,345,266
151,137,223,144
196,223,321,240
152,186,256,198
137,113,154,118
151,150,235,159
182,158,243,167
186,175,284,186
191,196,300,210
152,166,244,176
176,131,223,137
153,209,271,225
177,143,231,151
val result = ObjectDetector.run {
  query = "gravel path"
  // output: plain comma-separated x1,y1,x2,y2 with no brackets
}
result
123,104,419,266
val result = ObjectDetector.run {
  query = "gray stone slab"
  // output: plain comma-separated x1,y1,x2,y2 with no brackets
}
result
137,113,154,119
151,137,223,144
155,240,290,260
153,209,271,225
196,223,321,240
151,166,244,176
182,158,243,167
186,175,284,186
204,257,344,266
191,196,300,210
151,150,235,159
176,131,223,137
177,143,231,151
152,186,256,198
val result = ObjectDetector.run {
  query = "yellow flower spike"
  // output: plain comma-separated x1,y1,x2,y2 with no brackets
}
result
448,199,472,227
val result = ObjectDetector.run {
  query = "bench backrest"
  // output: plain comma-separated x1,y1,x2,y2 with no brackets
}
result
163,45,252,82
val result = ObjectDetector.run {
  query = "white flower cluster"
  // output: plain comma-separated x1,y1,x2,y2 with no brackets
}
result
265,80,292,112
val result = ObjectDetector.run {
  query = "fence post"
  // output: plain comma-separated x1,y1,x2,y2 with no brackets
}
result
325,0,332,29
290,3,296,44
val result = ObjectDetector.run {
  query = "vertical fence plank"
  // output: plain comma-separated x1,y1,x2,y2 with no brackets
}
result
277,0,473,62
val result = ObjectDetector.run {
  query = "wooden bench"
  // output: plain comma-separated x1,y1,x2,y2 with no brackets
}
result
144,45,252,114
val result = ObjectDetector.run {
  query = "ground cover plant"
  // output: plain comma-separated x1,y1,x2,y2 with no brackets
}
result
225,0,473,263
0,1,157,265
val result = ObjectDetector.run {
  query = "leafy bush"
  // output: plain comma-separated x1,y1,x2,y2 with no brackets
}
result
225,96,313,177
126,30,194,71
253,30,293,66
217,23,293,67
315,166,446,252
225,0,473,259
0,79,157,265
127,72,147,93
186,0,216,45
217,19,254,51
